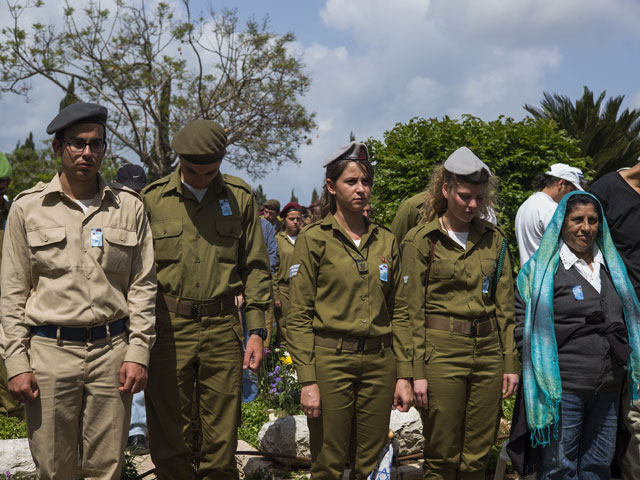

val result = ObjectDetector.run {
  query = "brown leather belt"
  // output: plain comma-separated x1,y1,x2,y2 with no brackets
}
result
314,331,392,353
157,293,236,318
425,315,497,337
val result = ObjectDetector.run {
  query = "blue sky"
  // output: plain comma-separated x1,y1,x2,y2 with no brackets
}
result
2,0,640,206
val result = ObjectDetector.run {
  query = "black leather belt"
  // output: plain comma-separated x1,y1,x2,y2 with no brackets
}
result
30,317,128,342
157,293,236,318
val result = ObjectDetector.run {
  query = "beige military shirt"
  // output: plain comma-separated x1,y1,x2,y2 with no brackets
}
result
402,216,520,379
273,231,295,302
287,213,413,383
1,173,157,379
141,169,270,330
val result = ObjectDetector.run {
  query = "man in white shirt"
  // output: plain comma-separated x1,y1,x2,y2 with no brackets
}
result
515,163,584,265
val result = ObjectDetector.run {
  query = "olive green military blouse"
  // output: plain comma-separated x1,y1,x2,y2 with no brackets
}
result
287,213,413,383
272,231,295,302
142,169,271,331
401,216,520,379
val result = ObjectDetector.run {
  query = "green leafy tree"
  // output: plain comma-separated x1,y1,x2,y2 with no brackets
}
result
290,188,298,203
0,1,316,178
254,184,267,209
310,187,319,204
524,86,640,177
368,115,588,268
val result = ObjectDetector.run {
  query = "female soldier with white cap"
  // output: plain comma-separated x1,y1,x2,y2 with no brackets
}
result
402,147,519,480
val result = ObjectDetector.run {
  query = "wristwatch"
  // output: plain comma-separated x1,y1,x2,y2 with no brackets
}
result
249,328,268,340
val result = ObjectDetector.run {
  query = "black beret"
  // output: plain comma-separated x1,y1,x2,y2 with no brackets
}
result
46,102,108,135
172,119,227,165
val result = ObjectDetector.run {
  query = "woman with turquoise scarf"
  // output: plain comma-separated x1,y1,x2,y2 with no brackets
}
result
515,191,640,479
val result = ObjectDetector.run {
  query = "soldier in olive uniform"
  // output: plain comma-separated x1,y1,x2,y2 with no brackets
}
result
142,119,271,480
402,147,519,480
390,191,425,244
273,201,302,343
0,152,21,418
287,142,414,479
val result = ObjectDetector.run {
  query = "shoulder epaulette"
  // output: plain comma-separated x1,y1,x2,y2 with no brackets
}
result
141,175,171,195
373,221,393,234
14,181,47,201
222,174,252,194
300,220,322,235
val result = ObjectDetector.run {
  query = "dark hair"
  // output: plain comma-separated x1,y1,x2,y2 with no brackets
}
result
282,206,302,218
300,206,311,216
54,124,107,149
564,194,602,223
319,159,374,217
533,173,562,190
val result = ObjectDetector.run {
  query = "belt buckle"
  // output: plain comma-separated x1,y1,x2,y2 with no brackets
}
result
85,326,93,342
357,337,366,353
191,303,200,318
469,320,478,337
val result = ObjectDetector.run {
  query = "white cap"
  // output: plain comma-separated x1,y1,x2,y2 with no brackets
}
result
546,163,584,190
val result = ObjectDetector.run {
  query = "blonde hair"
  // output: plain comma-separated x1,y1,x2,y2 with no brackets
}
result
420,163,499,224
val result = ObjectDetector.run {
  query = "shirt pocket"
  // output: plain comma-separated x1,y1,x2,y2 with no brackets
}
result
430,260,454,279
151,219,182,265
215,218,242,264
26,226,69,273
101,227,137,273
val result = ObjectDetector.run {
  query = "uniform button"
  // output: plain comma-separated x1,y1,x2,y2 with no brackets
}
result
91,303,95,308
196,282,200,288
44,237,48,242
195,258,200,263
86,275,91,280
361,319,366,323
360,296,366,301
120,235,125,241
467,273,471,278
83,248,87,253
196,234,201,239
163,229,167,234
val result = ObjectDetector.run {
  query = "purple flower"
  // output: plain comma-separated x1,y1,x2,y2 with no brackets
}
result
5,472,11,480
269,387,277,394
273,365,281,374
274,377,282,383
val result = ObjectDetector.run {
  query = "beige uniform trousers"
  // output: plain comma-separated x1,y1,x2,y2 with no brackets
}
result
26,332,131,480
622,388,640,479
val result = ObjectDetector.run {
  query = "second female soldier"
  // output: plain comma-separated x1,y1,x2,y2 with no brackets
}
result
287,142,414,479
273,202,303,343
402,147,519,480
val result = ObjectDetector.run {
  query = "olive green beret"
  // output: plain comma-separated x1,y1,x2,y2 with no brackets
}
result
444,147,492,184
323,141,369,167
262,199,281,212
0,152,12,180
46,102,107,135
172,119,227,165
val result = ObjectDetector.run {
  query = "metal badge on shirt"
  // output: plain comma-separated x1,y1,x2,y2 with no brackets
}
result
219,199,232,216
91,228,103,247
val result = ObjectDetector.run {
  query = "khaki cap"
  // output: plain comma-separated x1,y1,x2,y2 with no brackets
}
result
444,147,492,184
262,199,281,212
172,119,227,164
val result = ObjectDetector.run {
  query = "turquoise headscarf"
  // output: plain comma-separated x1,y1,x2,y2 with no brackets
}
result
517,191,640,447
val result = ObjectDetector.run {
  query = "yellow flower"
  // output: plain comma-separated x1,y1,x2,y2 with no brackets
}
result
280,355,293,365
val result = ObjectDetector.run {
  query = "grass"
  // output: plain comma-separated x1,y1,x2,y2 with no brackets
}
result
0,415,27,440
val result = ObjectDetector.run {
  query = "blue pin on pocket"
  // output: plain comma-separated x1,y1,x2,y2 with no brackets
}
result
379,264,388,282
219,199,232,216
482,276,490,294
90,228,103,247
573,285,584,301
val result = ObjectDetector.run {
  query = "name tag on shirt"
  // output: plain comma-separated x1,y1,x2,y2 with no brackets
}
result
573,285,584,301
91,228,103,247
379,264,388,282
219,199,232,216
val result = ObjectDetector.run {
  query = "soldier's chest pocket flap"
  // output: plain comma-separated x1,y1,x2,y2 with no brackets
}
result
215,218,242,263
151,219,182,262
100,227,137,274
430,260,454,279
26,226,68,272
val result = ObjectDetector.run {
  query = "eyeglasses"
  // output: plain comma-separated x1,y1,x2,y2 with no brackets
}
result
62,138,107,154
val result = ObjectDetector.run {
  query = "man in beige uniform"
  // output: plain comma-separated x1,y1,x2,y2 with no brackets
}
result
1,102,156,479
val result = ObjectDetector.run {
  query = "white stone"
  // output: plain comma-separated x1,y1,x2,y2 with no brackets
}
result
258,415,311,466
0,438,36,478
389,407,424,456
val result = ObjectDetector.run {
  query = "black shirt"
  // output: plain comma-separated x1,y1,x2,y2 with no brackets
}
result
590,172,640,294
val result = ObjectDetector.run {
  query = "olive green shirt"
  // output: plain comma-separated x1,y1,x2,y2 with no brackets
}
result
273,231,295,302
401,216,519,379
142,169,270,330
287,213,413,383
390,191,425,244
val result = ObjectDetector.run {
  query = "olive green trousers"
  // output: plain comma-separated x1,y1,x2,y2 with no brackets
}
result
308,344,396,479
420,329,503,480
146,311,244,480
275,283,290,344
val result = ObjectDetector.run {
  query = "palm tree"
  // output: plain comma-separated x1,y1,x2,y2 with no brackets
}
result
524,86,640,178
